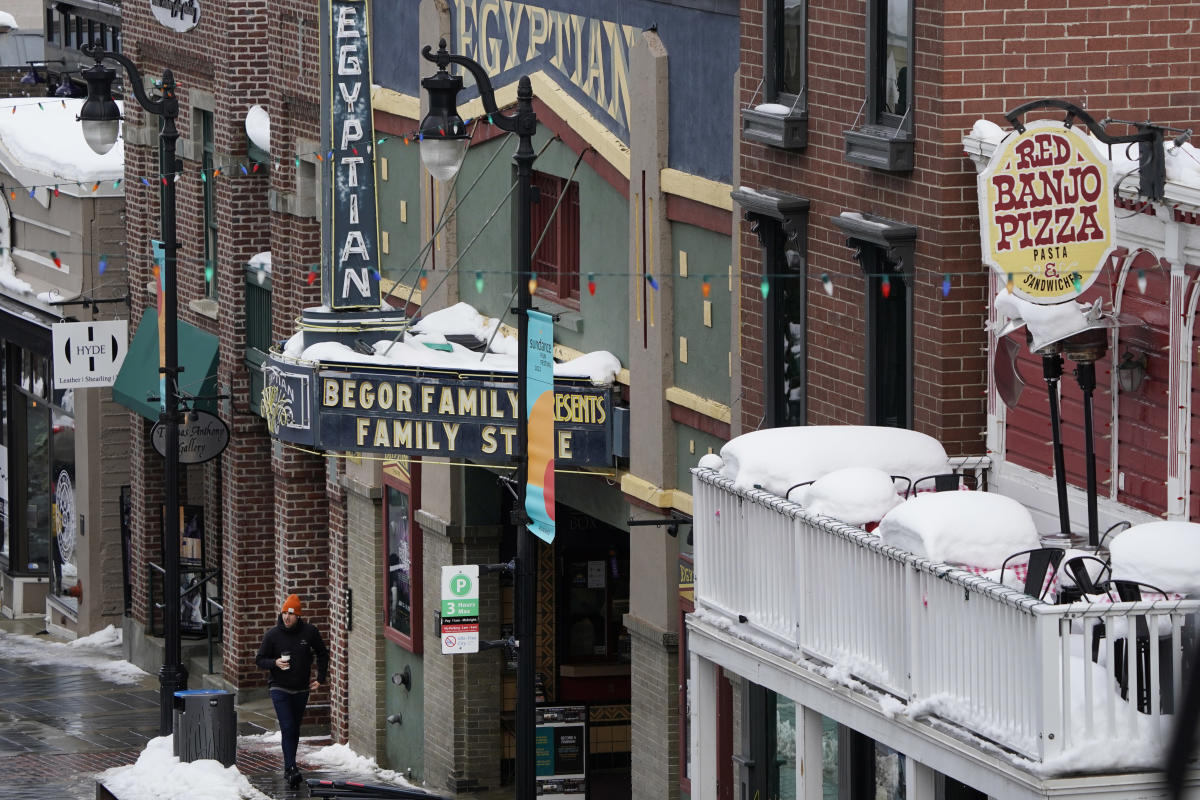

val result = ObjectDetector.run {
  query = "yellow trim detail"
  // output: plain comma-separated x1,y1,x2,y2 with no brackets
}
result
372,87,420,122
665,386,731,424
620,472,694,516
660,168,733,211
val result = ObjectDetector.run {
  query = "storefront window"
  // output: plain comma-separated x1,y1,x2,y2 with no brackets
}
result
24,392,49,572
3,341,58,577
382,461,421,651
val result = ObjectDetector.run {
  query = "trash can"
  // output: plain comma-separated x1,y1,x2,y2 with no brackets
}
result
173,689,237,767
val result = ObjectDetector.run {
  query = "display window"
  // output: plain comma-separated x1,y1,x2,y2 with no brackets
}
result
3,340,72,581
382,460,422,651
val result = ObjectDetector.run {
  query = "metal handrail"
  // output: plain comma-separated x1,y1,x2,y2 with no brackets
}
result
145,562,221,647
203,595,224,675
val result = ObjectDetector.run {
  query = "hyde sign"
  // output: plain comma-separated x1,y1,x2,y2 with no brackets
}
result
978,119,1116,304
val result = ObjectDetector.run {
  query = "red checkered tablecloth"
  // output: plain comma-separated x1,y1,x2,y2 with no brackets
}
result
954,561,1058,597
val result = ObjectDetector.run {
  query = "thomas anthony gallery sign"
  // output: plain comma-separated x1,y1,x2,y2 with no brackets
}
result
978,119,1116,304
261,354,613,466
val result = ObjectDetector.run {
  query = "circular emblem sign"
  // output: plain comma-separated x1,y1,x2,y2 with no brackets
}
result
978,119,1116,304
54,470,77,565
149,0,200,33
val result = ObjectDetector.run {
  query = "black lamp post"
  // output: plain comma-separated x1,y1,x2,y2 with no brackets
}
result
77,43,188,735
420,39,538,800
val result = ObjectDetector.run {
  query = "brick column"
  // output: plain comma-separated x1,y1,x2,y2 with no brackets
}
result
327,460,351,742
272,445,332,726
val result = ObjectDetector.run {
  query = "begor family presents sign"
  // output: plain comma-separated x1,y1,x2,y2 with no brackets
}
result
977,119,1116,304
262,354,614,466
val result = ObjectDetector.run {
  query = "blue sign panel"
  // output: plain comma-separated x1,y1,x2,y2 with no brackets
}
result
263,354,614,467
325,0,382,310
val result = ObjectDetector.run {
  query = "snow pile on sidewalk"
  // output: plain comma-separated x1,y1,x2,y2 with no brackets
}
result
302,741,418,786
99,736,270,800
0,624,148,685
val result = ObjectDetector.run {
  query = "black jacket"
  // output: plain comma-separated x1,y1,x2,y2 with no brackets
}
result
256,616,329,692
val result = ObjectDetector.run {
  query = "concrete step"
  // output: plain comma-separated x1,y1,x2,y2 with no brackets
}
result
186,639,222,682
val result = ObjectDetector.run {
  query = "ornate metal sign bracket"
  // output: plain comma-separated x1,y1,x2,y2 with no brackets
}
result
1003,98,1182,201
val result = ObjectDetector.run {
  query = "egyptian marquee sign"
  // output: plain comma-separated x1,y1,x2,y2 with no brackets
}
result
449,0,639,134
325,0,382,310
262,354,614,466
978,119,1116,304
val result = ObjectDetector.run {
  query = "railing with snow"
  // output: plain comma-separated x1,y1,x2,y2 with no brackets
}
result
691,467,1200,767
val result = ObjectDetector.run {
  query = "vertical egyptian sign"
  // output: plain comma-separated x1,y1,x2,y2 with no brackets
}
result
325,0,382,310
525,310,556,543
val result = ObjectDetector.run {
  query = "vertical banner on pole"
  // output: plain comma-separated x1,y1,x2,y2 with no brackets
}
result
152,239,166,413
525,310,556,543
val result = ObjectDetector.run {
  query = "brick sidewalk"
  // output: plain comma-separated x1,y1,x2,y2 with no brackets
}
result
0,621,335,800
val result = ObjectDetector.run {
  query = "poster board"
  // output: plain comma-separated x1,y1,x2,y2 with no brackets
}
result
535,705,586,797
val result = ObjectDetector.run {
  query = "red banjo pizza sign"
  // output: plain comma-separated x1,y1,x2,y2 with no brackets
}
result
978,120,1115,304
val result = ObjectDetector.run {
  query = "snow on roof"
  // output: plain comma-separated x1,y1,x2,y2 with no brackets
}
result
284,302,622,385
707,425,951,495
0,97,123,182
1108,521,1200,594
248,250,271,274
791,466,904,526
876,491,1040,568
246,104,270,154
0,11,19,28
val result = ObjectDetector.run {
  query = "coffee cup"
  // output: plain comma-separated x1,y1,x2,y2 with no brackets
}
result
280,654,291,670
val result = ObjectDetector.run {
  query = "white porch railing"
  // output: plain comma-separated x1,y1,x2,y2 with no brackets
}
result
692,467,1200,767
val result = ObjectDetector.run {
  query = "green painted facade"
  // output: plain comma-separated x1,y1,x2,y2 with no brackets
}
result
452,131,630,363
375,139,426,287
385,640,425,781
670,222,732,407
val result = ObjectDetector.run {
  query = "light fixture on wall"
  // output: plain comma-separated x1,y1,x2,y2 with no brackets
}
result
1117,351,1148,392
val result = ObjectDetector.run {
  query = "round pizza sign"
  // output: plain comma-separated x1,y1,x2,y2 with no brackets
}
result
978,119,1116,304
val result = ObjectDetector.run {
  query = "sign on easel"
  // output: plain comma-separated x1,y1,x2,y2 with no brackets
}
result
441,565,480,654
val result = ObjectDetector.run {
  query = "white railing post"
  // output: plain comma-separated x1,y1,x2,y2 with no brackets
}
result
1035,610,1064,760
689,649,718,800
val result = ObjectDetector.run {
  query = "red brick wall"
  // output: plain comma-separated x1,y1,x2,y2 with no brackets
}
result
737,0,1200,458
119,0,329,703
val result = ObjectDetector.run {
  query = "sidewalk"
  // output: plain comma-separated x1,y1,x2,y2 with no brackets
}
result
0,616,343,800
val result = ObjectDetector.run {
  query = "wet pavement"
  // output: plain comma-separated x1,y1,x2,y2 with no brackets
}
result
0,616,358,800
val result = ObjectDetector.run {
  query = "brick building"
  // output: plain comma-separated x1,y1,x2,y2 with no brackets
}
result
684,0,1200,798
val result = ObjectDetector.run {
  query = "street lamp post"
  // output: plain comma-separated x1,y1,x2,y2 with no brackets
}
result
77,43,188,735
419,39,538,800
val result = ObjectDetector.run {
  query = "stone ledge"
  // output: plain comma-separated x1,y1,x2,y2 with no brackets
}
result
622,612,678,649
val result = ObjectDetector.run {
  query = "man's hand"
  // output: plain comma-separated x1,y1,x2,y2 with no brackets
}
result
309,679,320,691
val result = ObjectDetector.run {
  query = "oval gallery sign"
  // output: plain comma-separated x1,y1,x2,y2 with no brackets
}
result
978,119,1116,304
152,410,229,465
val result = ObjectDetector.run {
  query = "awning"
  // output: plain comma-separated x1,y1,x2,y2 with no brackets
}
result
111,309,219,420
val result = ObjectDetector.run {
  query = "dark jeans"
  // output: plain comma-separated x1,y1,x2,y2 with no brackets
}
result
270,688,310,771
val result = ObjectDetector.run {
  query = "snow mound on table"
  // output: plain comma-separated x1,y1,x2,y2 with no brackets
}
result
1109,521,1200,594
712,425,950,496
877,492,1039,568
792,467,903,526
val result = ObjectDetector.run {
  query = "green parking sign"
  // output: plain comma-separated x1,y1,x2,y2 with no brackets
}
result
441,565,480,618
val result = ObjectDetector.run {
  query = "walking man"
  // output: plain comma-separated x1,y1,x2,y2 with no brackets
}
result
256,593,328,788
